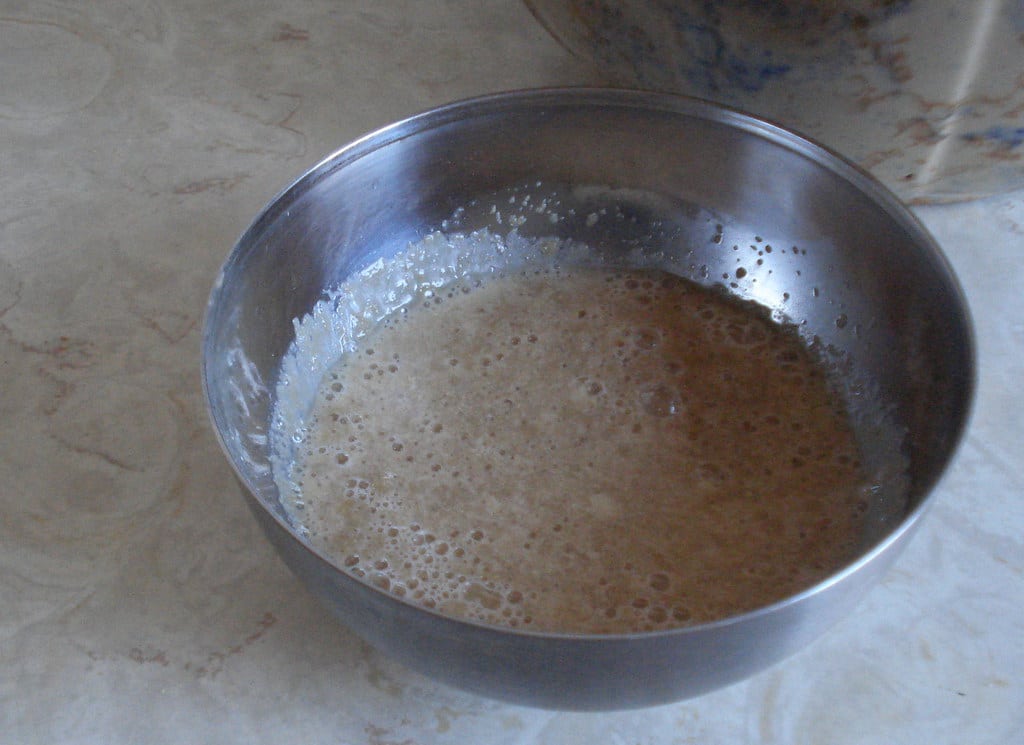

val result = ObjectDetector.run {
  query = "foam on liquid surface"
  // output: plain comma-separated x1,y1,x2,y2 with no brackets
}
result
279,238,878,633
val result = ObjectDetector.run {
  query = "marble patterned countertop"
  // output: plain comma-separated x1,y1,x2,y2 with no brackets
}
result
1,1,1021,742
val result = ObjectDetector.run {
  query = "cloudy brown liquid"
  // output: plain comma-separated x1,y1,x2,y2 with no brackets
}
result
287,267,872,633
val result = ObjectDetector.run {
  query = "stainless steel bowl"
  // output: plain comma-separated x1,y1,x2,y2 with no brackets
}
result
202,88,974,710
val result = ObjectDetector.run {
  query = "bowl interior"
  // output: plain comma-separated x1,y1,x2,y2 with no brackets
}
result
205,90,972,547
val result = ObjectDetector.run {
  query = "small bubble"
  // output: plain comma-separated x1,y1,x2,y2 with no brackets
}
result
633,328,659,350
640,383,682,417
649,573,670,592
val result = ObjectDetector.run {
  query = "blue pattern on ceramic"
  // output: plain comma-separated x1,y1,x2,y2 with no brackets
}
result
663,8,794,93
964,126,1024,151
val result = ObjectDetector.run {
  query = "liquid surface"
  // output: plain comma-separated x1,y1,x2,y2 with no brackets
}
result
285,266,873,633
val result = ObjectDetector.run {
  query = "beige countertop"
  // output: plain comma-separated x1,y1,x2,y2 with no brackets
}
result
1,1,1021,742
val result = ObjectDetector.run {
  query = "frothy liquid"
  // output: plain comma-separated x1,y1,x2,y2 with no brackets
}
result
286,266,873,633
